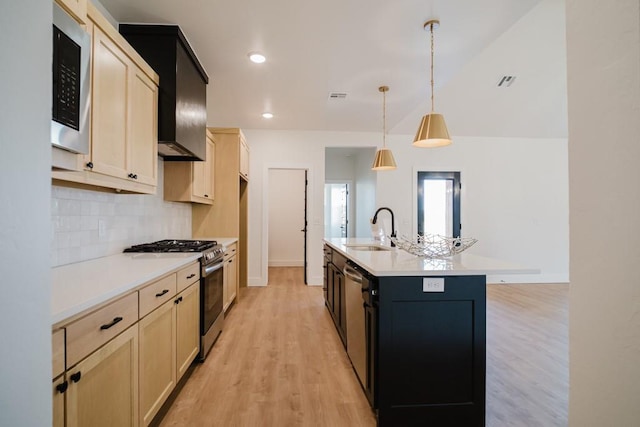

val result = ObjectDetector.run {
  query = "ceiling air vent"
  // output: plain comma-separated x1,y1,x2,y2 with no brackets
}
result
497,75,517,87
328,92,348,100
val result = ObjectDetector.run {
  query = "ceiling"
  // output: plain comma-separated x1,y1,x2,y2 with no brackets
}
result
97,0,567,138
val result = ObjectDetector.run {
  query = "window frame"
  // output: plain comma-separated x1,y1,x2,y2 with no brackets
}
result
417,171,462,237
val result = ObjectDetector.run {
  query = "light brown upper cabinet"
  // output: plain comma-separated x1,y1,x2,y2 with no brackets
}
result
164,130,215,204
52,2,159,195
239,135,249,181
55,0,86,24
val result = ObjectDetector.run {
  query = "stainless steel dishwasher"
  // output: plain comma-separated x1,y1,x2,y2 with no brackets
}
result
344,262,367,386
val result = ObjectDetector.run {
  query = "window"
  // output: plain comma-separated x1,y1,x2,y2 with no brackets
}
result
417,172,461,237
324,182,349,238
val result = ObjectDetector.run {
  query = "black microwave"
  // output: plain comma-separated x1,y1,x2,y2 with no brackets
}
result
51,3,90,155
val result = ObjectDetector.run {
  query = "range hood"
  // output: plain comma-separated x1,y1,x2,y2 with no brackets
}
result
120,24,209,161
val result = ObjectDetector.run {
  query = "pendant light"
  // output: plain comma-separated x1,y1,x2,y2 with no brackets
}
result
372,86,397,171
413,19,452,148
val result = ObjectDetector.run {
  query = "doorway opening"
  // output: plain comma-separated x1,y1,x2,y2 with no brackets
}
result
324,182,350,238
324,147,377,238
267,168,309,284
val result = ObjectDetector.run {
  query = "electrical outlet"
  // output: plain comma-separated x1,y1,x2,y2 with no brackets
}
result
423,278,444,292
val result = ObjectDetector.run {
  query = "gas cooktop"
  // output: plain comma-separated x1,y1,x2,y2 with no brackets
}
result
123,239,217,253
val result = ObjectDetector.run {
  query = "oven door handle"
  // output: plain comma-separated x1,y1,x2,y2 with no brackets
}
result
203,261,224,276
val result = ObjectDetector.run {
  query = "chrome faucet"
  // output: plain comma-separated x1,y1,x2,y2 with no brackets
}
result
372,207,396,247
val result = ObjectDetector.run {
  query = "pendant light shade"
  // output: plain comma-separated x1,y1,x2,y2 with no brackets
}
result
413,19,452,148
372,86,397,171
372,148,397,170
413,113,451,147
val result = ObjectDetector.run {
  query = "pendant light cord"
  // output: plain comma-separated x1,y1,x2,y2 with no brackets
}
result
382,88,387,148
430,23,435,112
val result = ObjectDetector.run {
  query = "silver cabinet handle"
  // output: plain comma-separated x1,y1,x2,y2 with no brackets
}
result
343,266,363,283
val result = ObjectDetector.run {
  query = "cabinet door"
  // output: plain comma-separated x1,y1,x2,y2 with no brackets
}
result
222,258,230,312
53,375,66,427
128,68,158,186
239,136,249,180
223,255,238,311
337,271,346,332
66,325,139,427
327,264,335,313
192,136,214,201
176,283,200,381
227,256,237,305
139,299,176,426
205,136,214,200
91,26,129,180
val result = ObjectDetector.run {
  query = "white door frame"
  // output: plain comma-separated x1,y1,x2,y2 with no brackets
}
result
262,163,313,286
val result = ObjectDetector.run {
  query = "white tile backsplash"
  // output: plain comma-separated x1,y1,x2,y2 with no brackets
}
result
51,160,192,266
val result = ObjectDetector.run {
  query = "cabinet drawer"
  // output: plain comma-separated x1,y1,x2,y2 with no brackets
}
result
52,329,65,378
66,292,138,367
224,242,238,261
177,262,200,293
140,274,177,318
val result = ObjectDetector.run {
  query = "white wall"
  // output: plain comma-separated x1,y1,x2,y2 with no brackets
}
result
268,169,306,266
0,0,52,425
51,160,192,266
354,149,377,237
245,129,569,286
567,0,640,424
325,147,377,238
378,136,570,283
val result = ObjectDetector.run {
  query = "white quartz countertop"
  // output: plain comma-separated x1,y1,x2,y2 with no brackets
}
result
324,238,539,277
51,236,238,326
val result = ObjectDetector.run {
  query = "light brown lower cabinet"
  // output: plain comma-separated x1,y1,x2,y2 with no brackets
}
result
139,299,176,426
53,263,201,427
53,375,65,427
176,283,200,381
66,324,139,427
139,281,200,426
223,255,237,312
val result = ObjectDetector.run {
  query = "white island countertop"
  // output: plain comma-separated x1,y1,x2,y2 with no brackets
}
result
51,237,238,326
325,238,539,277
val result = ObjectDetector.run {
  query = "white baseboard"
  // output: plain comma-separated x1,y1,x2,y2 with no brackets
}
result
307,275,323,286
487,273,569,284
247,276,267,287
267,260,304,267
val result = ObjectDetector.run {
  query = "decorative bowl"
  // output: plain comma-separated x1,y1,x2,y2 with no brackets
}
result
389,234,478,258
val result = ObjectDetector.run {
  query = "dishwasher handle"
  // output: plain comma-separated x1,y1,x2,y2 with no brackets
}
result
343,266,363,283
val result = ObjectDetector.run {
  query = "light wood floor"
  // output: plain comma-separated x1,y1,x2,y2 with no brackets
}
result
158,268,568,427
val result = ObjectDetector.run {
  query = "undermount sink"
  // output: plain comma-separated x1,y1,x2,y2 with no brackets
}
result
345,244,392,251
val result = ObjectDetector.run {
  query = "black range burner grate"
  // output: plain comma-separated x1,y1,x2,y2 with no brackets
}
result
124,239,217,253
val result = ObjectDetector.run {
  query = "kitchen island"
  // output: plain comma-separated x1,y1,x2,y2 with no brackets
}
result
323,238,537,427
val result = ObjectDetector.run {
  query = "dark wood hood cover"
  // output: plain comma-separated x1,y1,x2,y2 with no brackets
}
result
120,24,209,161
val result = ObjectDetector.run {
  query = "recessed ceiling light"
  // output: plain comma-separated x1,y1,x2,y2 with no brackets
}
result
248,52,266,64
262,112,273,119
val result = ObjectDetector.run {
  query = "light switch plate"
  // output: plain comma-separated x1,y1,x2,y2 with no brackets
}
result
423,278,445,292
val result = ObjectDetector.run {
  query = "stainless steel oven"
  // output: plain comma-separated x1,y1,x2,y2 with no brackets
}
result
199,250,224,360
